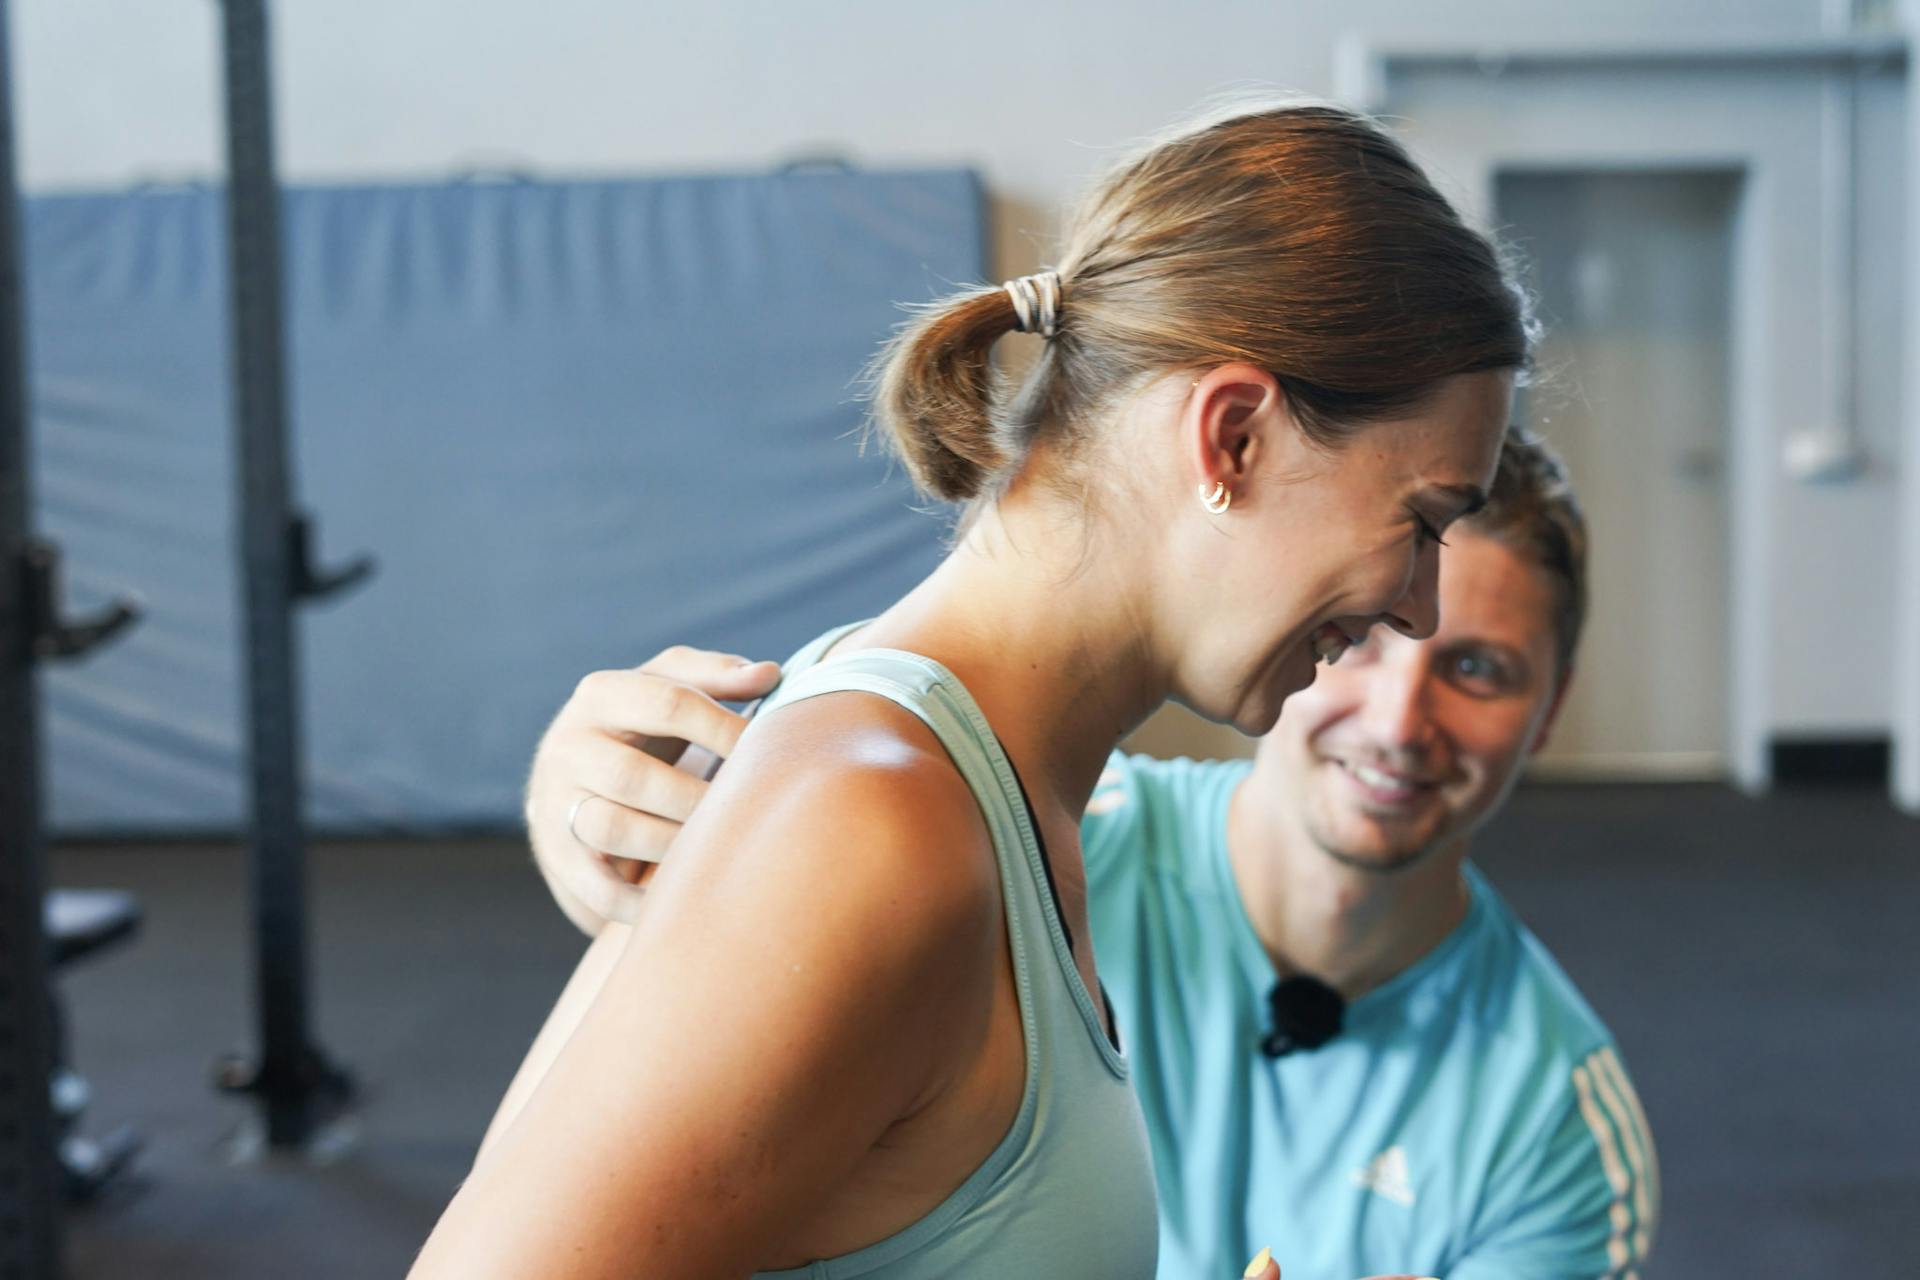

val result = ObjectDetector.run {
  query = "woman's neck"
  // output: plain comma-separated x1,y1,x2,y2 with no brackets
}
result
855,492,1166,826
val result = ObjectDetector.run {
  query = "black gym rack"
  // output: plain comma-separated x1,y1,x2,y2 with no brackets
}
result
0,4,372,1273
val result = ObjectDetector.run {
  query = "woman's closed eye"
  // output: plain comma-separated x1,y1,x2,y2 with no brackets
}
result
1407,483,1487,549
1407,506,1448,548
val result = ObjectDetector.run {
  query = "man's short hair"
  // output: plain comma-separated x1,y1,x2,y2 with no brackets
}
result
1465,426,1589,678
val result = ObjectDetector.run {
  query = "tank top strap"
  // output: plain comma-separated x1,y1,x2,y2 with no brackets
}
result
774,619,868,679
754,647,1128,1080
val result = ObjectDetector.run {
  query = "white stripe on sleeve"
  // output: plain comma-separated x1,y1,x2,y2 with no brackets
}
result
1590,1047,1658,1260
1597,1045,1662,1212
1572,1053,1640,1276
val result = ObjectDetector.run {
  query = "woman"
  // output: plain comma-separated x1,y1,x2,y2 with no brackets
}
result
413,101,1527,1279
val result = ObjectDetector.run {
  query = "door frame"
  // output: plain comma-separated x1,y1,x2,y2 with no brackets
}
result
1336,31,1912,795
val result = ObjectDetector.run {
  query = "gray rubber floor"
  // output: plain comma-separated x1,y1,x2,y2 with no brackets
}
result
48,781,1918,1278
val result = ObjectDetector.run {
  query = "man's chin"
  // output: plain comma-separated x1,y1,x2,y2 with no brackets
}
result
1318,839,1434,876
1308,808,1445,874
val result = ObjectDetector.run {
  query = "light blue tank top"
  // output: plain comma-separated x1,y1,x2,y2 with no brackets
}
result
748,626,1159,1280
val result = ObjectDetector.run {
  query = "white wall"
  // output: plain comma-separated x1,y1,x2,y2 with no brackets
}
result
1898,0,1920,812
1772,65,1908,735
10,0,1838,274
12,0,1905,758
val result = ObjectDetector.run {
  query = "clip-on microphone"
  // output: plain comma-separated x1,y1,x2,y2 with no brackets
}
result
1260,974,1346,1058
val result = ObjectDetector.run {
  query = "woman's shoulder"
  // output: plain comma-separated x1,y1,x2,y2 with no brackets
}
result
672,687,1003,943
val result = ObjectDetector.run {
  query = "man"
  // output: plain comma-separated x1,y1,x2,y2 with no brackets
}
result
520,429,1657,1279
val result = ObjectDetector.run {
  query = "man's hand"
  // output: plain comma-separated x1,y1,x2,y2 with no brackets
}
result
525,645,781,933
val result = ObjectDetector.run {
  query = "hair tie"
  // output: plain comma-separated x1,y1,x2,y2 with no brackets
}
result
1003,270,1062,339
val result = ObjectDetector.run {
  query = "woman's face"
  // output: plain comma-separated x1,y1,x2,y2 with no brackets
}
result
1169,369,1513,736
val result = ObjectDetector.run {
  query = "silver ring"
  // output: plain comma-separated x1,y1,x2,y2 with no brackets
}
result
565,794,591,845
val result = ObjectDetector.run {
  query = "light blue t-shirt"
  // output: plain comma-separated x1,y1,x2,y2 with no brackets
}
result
1082,754,1659,1280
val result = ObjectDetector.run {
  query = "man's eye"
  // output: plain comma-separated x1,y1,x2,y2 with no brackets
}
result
1450,652,1514,690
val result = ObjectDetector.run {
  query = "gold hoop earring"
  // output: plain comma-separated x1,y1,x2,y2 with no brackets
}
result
1199,481,1232,515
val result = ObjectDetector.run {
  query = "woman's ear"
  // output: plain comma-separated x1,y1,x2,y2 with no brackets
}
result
1186,363,1286,498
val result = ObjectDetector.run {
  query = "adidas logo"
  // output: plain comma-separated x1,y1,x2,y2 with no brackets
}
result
1351,1145,1416,1207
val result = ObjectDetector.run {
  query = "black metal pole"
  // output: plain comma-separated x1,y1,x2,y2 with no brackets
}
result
214,0,353,1148
0,0,62,1266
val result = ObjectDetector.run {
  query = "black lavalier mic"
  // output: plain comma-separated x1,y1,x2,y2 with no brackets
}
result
1260,974,1346,1057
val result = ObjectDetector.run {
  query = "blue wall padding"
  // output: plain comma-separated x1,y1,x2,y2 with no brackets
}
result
26,170,985,833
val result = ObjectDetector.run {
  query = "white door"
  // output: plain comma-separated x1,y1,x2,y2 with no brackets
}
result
1499,171,1738,777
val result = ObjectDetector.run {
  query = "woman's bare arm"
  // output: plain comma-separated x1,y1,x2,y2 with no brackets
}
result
474,919,631,1163
414,696,999,1279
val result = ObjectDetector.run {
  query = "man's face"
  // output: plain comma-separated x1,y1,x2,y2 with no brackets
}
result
1265,527,1568,873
